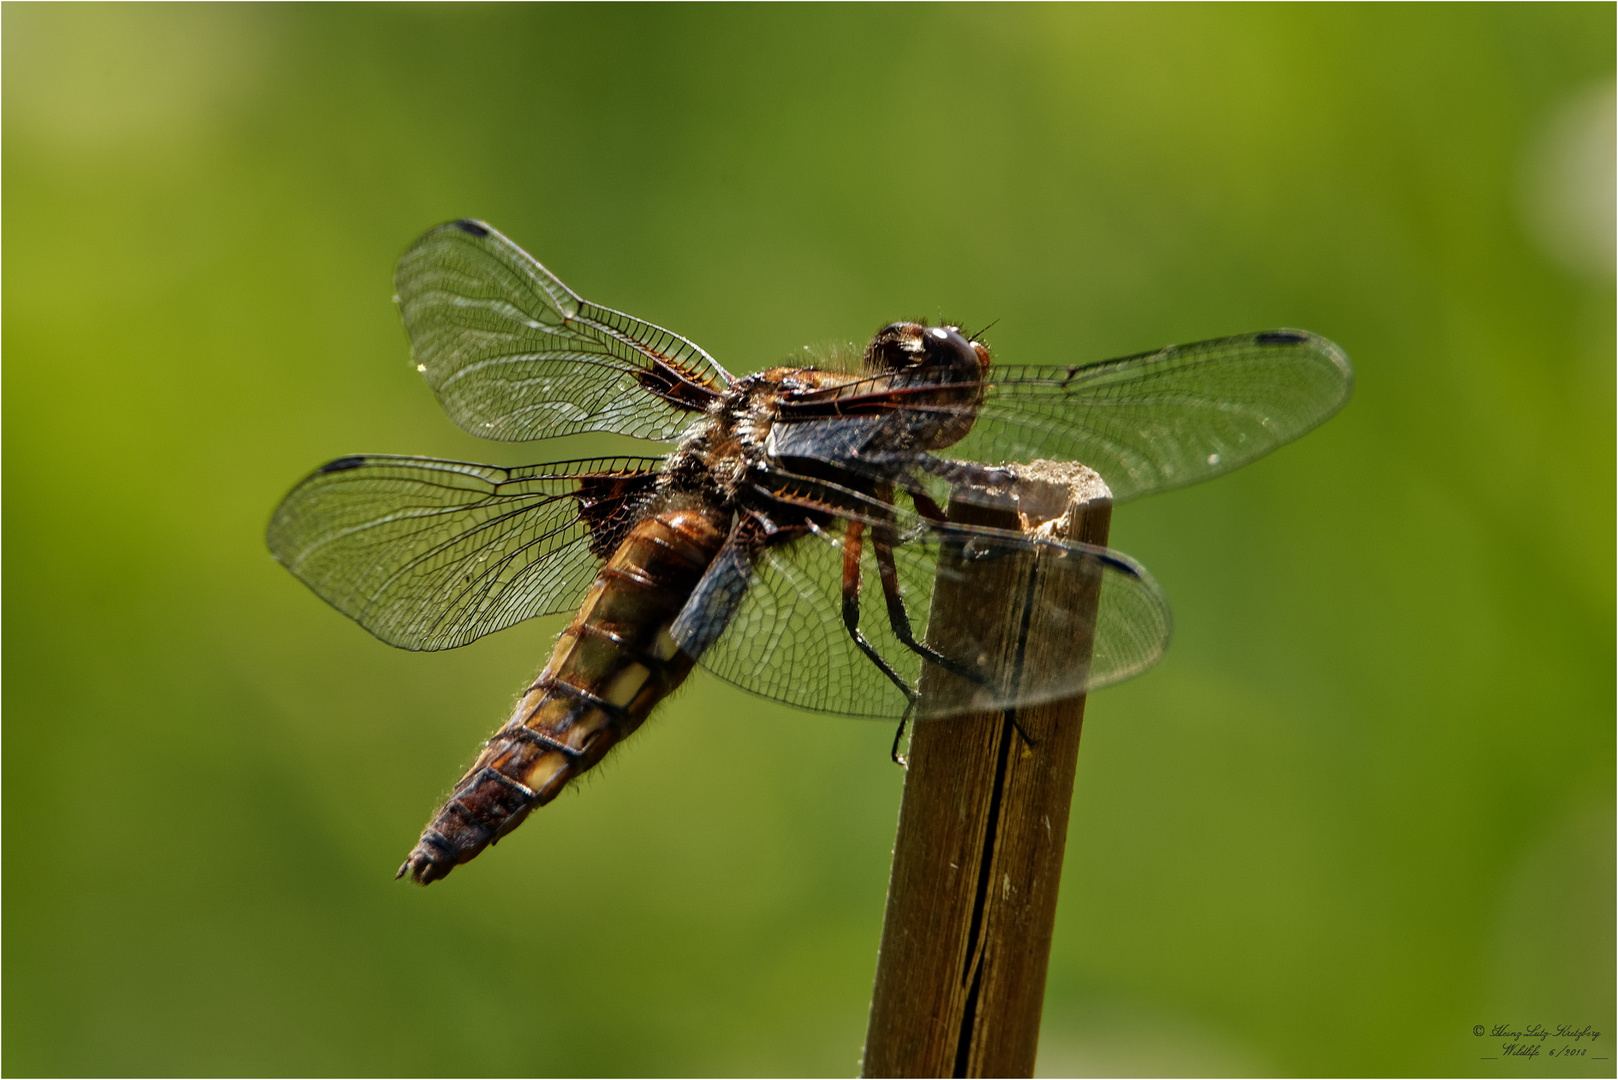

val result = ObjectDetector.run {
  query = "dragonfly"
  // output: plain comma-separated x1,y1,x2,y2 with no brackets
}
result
266,220,1353,885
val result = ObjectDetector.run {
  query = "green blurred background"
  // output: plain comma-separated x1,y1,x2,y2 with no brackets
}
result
5,4,1613,1076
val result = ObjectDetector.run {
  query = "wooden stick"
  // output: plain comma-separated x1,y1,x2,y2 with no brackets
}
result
863,462,1112,1079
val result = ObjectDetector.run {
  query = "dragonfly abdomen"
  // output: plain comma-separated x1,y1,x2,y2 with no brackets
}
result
398,504,729,884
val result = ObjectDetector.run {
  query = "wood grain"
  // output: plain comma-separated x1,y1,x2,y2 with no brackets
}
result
863,464,1111,1078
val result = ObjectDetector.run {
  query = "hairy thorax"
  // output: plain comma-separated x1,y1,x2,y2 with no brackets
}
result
660,365,857,508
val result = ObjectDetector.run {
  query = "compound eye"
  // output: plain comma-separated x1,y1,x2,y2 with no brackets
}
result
920,326,979,370
864,322,926,372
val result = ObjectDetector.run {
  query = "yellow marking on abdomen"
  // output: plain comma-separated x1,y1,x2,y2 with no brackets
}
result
523,752,569,796
603,663,650,708
651,626,680,662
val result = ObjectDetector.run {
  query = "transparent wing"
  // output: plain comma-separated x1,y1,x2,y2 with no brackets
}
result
694,477,1172,720
693,521,914,719
958,330,1353,501
266,455,662,650
777,329,1352,503
394,220,733,442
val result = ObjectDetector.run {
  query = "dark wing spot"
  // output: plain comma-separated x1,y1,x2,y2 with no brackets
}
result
572,470,662,558
1255,330,1310,346
632,357,723,410
319,455,367,473
452,219,490,237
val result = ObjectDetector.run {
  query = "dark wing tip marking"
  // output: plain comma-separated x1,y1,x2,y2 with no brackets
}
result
319,455,367,474
451,219,490,237
1254,329,1311,346
1095,551,1144,579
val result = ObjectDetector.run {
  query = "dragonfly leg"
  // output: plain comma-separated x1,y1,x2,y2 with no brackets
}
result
869,515,1041,751
841,519,922,711
869,519,992,689
904,486,949,526
890,697,916,768
912,454,1017,494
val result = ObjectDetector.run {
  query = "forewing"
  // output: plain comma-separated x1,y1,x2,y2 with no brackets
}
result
394,220,732,442
909,529,1172,720
957,330,1353,501
692,521,918,719
266,455,661,650
772,330,1351,503
694,475,1172,719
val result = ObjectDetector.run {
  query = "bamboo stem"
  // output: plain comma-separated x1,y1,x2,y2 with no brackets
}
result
863,463,1112,1079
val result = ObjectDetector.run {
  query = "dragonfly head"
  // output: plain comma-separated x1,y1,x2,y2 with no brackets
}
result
862,322,990,450
864,322,989,383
